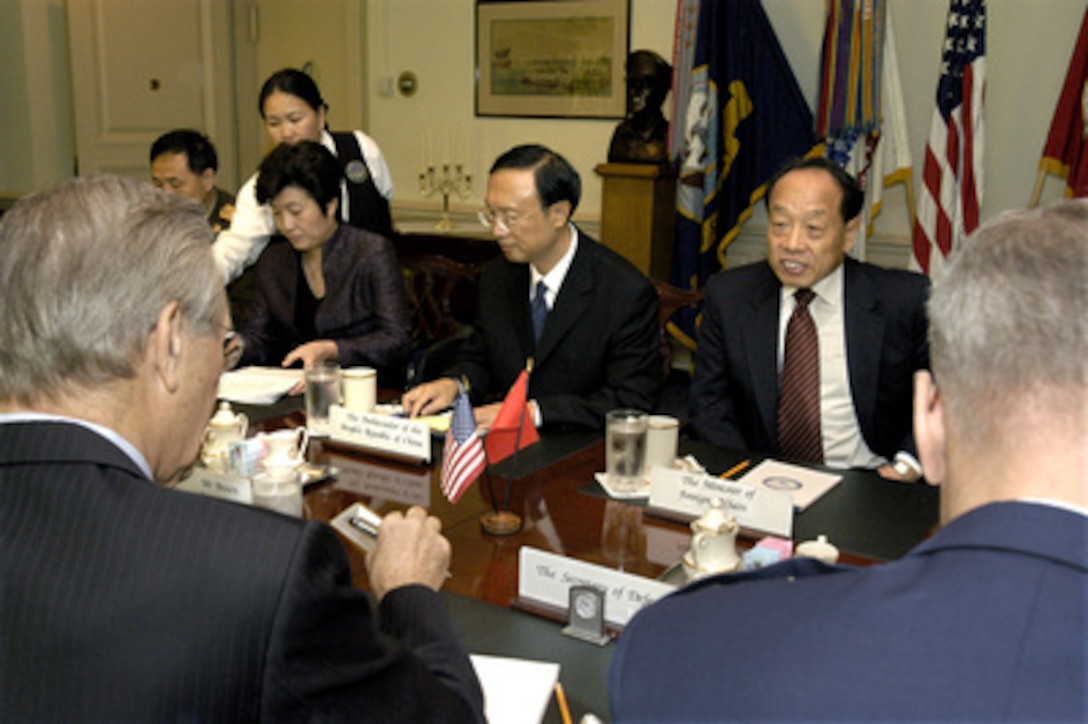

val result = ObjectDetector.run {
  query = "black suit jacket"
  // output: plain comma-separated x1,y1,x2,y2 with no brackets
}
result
240,223,411,382
689,258,929,461
0,421,484,721
444,231,661,430
612,501,1088,720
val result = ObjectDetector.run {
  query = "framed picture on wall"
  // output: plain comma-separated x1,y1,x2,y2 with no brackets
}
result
475,0,630,119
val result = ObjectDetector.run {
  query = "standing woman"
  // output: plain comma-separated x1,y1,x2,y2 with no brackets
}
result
238,141,410,382
213,68,395,284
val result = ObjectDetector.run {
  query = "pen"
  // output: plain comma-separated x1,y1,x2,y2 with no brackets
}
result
349,502,384,537
348,516,379,538
554,682,572,724
720,459,750,479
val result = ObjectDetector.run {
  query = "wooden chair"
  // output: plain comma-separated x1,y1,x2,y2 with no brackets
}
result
653,280,704,379
400,253,483,387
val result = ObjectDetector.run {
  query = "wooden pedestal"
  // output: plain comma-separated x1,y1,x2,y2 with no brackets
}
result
595,162,677,280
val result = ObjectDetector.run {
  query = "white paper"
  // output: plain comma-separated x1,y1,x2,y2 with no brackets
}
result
736,460,842,512
218,366,301,405
470,654,559,724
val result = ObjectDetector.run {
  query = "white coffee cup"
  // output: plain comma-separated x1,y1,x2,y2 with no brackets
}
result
645,414,680,472
342,366,377,412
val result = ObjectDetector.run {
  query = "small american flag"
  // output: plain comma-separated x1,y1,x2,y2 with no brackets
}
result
440,390,485,504
912,0,986,275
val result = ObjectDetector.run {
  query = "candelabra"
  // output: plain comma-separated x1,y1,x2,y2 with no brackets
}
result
419,162,472,230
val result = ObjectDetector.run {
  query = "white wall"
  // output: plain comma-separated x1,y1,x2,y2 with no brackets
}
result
365,0,1086,256
2,0,1085,242
0,0,73,199
365,0,676,226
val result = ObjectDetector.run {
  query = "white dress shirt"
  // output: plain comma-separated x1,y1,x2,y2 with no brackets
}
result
526,224,580,426
777,264,885,469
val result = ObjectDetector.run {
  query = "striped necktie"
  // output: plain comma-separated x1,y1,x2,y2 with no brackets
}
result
777,288,823,464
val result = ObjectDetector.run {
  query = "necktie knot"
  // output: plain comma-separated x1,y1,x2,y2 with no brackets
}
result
794,288,815,309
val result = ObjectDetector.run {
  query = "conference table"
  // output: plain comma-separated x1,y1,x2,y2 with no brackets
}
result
238,397,939,722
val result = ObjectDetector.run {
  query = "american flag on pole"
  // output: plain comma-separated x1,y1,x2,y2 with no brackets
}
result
911,0,986,276
440,389,485,504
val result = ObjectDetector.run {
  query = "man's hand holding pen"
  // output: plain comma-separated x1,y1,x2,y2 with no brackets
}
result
365,505,452,599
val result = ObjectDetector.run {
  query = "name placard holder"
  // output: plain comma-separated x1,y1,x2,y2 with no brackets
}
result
647,467,794,538
328,405,431,464
176,468,252,504
518,547,675,629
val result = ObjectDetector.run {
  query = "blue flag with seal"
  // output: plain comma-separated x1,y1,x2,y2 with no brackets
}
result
671,0,820,346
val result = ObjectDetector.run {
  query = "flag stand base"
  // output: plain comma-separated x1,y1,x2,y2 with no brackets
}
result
480,510,522,536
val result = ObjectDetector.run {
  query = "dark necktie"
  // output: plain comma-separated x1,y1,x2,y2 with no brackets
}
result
777,289,823,464
531,280,549,345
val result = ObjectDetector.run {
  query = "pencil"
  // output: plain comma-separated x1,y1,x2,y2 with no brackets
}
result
555,682,573,724
720,459,750,479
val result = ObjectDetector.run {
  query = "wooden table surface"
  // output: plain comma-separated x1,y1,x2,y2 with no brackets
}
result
244,403,939,607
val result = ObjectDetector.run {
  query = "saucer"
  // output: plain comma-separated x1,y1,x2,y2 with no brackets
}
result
594,472,649,500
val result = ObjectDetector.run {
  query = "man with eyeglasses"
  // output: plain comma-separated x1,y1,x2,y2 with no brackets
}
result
403,144,661,431
0,177,484,721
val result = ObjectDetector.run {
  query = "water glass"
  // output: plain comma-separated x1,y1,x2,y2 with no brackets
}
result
305,363,341,437
605,409,648,493
251,469,303,517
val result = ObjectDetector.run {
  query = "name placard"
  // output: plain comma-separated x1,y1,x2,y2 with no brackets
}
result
648,467,793,538
331,456,431,507
176,468,252,504
518,547,676,626
329,405,431,463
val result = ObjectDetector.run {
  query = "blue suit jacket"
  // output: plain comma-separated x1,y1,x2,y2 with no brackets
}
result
611,501,1088,721
1,421,483,721
689,257,929,461
443,231,661,430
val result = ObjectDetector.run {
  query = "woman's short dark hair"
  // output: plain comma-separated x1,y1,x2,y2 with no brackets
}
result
764,156,864,223
255,141,341,210
490,144,581,217
259,68,327,117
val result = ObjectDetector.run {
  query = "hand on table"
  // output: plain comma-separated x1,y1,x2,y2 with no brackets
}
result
472,402,502,431
402,378,459,417
366,506,452,599
281,340,339,395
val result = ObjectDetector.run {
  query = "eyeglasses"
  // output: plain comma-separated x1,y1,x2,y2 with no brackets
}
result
222,330,243,371
478,207,535,233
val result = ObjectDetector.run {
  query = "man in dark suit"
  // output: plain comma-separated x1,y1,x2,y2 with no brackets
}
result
0,177,484,721
611,200,1088,720
403,144,661,430
689,156,929,480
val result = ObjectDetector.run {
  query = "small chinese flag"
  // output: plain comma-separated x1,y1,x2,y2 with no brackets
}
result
484,369,539,464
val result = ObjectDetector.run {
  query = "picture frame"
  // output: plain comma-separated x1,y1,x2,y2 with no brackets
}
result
475,0,630,119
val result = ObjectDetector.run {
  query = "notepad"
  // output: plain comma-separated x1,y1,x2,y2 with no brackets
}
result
470,654,559,724
218,366,301,405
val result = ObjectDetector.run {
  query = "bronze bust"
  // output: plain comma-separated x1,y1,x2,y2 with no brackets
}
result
608,50,672,164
